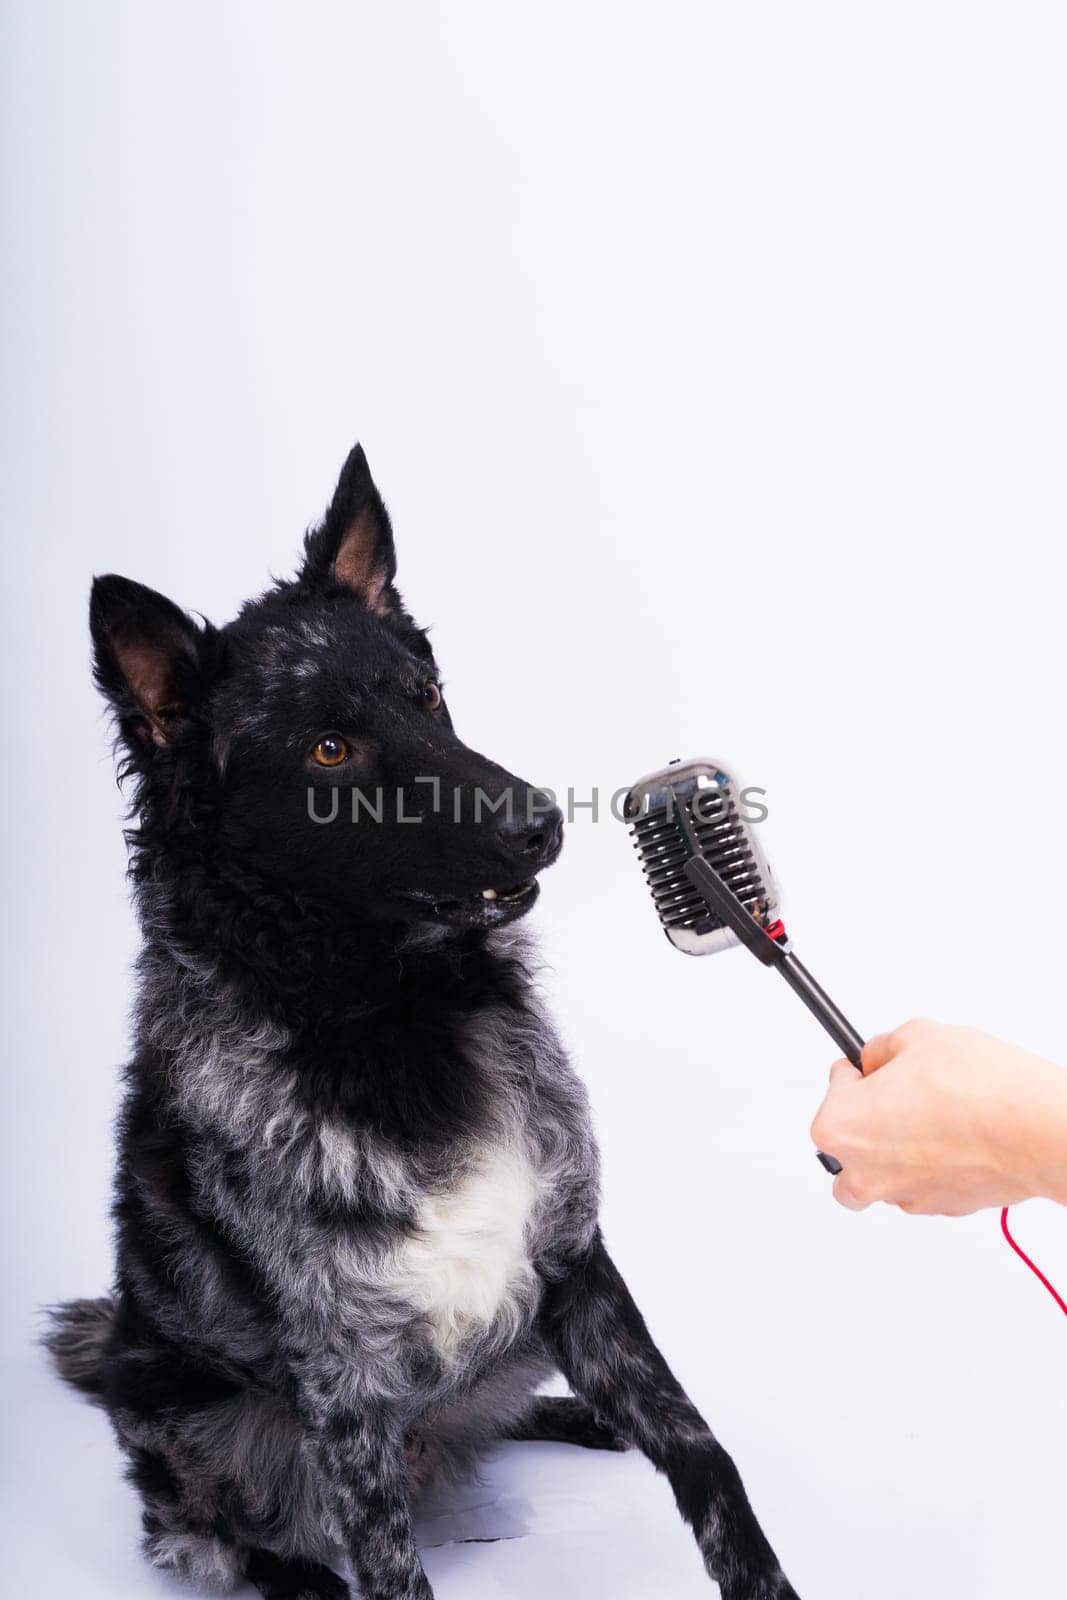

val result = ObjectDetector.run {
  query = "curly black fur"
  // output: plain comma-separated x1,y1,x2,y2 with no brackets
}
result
45,445,798,1600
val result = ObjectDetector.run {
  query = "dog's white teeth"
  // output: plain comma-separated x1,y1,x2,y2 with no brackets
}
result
482,888,498,901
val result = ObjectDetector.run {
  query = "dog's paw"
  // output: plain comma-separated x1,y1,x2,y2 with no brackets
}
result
719,1570,800,1600
245,1549,350,1600
575,1418,629,1451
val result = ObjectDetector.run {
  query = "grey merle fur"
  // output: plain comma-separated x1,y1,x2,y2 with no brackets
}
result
45,444,799,1600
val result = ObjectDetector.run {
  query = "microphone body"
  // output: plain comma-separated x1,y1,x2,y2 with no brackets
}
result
625,757,781,956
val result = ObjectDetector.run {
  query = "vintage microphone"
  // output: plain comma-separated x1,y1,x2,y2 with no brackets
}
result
624,756,864,1174
625,756,1067,1321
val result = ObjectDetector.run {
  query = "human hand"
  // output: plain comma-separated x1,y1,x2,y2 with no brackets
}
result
810,1019,1067,1216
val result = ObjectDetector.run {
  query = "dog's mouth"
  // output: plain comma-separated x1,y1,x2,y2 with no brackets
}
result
397,877,540,928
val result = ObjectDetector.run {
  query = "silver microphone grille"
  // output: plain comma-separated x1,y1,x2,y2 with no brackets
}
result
625,757,780,955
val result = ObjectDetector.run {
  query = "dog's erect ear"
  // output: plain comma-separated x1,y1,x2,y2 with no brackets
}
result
301,443,398,616
90,575,211,748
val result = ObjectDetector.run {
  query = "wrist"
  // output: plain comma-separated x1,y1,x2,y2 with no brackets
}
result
1006,1058,1067,1205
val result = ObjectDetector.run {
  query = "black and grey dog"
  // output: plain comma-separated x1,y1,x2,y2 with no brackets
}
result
46,446,798,1600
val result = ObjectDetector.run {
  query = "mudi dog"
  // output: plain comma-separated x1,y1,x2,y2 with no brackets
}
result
45,445,799,1600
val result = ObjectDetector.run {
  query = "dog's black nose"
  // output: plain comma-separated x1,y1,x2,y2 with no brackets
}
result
498,793,564,865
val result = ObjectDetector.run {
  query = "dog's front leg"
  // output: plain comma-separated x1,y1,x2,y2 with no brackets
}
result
298,1379,431,1600
540,1230,799,1600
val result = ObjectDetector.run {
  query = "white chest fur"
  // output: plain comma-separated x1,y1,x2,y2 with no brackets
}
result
389,1140,543,1360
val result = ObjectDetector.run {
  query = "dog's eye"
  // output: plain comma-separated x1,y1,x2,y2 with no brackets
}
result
421,683,442,711
311,735,349,767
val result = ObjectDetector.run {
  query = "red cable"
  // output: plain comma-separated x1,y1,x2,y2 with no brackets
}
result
1000,1206,1067,1317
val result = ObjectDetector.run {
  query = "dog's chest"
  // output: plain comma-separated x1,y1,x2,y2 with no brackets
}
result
387,1140,544,1360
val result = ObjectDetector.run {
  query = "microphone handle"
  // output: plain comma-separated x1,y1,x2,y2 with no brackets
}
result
778,952,865,1067
776,952,865,1175
680,854,863,1177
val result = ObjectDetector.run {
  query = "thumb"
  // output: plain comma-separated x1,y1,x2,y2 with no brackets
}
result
860,1031,901,1076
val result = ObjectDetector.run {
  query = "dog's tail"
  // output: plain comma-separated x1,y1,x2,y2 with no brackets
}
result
41,1296,115,1401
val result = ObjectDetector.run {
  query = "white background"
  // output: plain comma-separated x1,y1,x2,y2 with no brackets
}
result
3,3,1066,1597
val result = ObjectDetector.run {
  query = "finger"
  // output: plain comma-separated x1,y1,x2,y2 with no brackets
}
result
832,1172,872,1212
899,1198,970,1218
828,1056,856,1086
860,1031,901,1076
